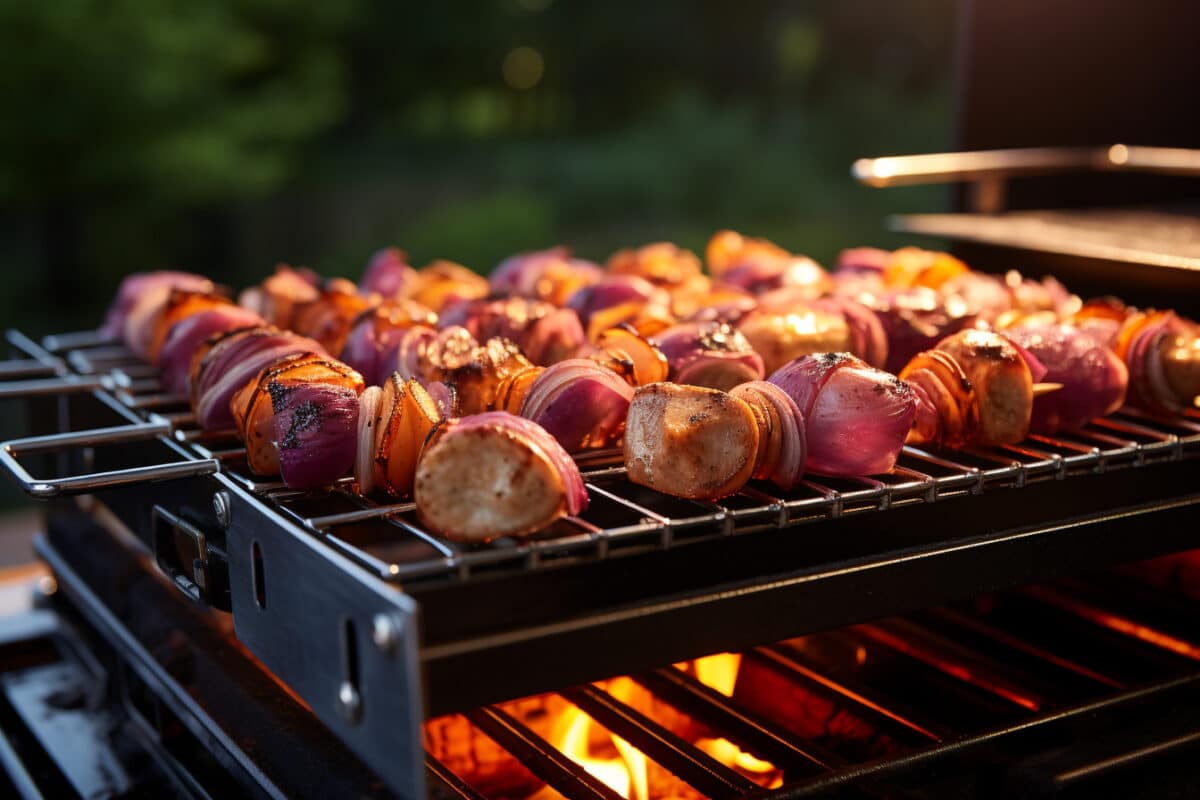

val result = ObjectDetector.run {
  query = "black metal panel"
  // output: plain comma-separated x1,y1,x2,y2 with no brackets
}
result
220,475,425,800
37,515,399,800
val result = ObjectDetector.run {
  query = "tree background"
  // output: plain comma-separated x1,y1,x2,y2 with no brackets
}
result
0,0,956,334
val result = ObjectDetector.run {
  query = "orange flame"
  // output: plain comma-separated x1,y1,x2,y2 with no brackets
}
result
689,653,783,788
539,690,648,800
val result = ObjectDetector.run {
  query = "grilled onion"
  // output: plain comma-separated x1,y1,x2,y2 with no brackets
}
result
770,353,916,475
360,247,417,300
102,271,213,340
653,322,765,391
231,354,364,477
274,381,361,490
729,381,806,490
158,306,264,395
191,328,328,431
374,375,441,497
519,359,633,452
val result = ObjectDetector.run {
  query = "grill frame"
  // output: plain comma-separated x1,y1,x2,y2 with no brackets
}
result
4,325,1200,799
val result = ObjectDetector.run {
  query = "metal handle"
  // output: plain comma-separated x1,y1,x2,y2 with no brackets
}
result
0,422,219,499
852,144,1200,188
152,505,230,610
0,374,114,399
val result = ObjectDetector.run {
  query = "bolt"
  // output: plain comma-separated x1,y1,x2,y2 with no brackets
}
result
213,491,232,530
336,681,362,725
371,613,402,654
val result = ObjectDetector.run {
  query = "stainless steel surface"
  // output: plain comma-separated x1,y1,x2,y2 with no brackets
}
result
0,422,220,499
852,145,1200,188
890,209,1200,272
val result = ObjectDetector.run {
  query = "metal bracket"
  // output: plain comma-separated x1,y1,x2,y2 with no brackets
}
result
0,422,219,499
152,505,230,611
220,476,425,800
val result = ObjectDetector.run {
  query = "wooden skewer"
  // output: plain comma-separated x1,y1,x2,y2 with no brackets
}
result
1032,382,1064,397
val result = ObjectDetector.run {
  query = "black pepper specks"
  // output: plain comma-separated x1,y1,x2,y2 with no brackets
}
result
281,399,322,449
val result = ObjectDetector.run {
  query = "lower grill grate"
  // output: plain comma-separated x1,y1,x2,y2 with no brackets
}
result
424,562,1200,799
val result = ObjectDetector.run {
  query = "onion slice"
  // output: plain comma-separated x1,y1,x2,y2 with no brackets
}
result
273,382,360,490
355,386,384,495
519,359,634,452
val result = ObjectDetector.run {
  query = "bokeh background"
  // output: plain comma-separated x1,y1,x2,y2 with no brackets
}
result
0,0,955,335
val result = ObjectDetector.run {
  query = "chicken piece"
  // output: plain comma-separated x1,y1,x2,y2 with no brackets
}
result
624,382,759,500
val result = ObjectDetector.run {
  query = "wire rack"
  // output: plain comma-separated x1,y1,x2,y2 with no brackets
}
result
18,329,1200,589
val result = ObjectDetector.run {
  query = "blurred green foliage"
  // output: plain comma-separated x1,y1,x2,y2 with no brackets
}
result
0,0,956,334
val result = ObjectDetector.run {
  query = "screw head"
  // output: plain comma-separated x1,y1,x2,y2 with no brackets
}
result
336,681,362,724
213,491,232,529
372,613,402,654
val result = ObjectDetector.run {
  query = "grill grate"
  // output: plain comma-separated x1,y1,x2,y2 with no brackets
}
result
423,570,1200,799
36,329,1200,588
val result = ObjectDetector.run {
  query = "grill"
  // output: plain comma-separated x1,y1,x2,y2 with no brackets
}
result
1,299,1199,799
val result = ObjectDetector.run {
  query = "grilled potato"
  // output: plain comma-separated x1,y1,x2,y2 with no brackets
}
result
624,382,758,500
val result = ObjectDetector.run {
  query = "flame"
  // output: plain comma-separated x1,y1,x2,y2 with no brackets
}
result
544,692,648,800
694,652,741,696
689,653,783,788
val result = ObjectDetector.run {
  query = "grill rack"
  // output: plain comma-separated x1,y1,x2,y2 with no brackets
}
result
24,328,1200,588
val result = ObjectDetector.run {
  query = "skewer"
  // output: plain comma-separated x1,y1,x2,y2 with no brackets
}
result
1032,382,1064,397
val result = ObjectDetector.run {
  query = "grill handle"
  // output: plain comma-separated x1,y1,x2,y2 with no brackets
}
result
0,422,219,499
852,144,1200,213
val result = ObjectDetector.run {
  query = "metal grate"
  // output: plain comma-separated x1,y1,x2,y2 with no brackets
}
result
423,569,1200,799
27,328,1200,588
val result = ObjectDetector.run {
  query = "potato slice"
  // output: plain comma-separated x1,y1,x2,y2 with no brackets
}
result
415,421,568,542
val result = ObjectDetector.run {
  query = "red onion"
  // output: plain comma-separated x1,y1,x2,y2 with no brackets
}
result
158,306,265,395
355,386,384,495
425,381,457,418
835,247,890,274
769,353,916,476
1124,312,1186,414
519,359,634,452
192,329,327,431
524,308,586,365
490,247,601,301
273,382,360,489
719,256,830,296
395,325,439,380
341,304,438,386
729,381,807,490
360,247,417,299
102,271,213,339
653,322,765,391
565,274,668,328
1005,324,1128,433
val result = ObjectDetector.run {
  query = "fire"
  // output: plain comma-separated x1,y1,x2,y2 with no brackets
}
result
541,690,648,800
427,653,783,798
689,653,783,788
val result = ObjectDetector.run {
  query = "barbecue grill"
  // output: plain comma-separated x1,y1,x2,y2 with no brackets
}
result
5,2,1200,795
0,281,1198,800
